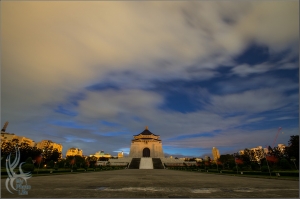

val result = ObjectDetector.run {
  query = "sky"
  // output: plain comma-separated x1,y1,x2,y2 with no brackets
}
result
1,1,299,158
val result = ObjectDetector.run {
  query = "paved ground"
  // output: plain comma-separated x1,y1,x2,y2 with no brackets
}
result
1,169,299,198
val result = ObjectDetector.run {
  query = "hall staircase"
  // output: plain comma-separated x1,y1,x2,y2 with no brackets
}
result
139,158,153,169
152,158,164,169
128,158,165,169
128,158,141,169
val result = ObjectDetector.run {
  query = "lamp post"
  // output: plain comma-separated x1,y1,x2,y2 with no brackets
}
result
261,149,271,176
290,157,298,170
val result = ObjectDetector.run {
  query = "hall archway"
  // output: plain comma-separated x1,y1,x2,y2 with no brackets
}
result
143,148,150,157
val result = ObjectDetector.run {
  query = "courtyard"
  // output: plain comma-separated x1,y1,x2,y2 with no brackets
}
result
1,169,299,198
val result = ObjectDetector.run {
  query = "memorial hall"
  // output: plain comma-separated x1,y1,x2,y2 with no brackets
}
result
108,126,191,169
129,126,164,158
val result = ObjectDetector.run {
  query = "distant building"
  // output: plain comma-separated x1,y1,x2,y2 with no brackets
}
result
36,140,63,152
204,156,210,161
239,150,245,155
36,140,63,158
277,144,286,153
212,147,220,161
90,150,112,159
249,146,264,162
117,151,124,158
1,132,35,147
66,148,83,157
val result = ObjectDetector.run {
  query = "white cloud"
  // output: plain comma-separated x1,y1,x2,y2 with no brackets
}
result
207,88,289,114
165,127,298,151
231,63,272,77
1,1,298,156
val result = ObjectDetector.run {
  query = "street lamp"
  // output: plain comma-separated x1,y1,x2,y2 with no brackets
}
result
290,157,298,170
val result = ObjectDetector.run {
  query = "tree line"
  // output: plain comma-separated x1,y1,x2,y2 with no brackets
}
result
1,141,111,171
198,135,299,171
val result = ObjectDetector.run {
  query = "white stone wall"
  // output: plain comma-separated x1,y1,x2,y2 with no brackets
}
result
129,141,164,158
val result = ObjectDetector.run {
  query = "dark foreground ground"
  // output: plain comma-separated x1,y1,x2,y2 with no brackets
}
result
1,169,299,198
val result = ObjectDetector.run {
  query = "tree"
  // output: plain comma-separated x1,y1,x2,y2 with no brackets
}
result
1,142,15,161
50,149,61,162
279,158,291,170
48,160,54,168
219,154,234,169
86,156,98,168
285,135,299,163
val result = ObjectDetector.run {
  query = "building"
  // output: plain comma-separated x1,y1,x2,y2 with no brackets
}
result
129,126,164,158
204,156,210,161
66,148,83,157
239,150,245,155
1,132,36,147
89,150,112,159
36,140,63,152
277,144,286,153
117,151,124,158
1,121,36,147
36,140,63,158
249,146,265,161
212,147,220,161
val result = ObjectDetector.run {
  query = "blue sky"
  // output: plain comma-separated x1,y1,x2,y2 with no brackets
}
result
2,1,299,158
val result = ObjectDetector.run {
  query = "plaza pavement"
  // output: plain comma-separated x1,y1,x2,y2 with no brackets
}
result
1,169,299,198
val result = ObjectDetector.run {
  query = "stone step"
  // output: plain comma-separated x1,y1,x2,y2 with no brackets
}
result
139,158,153,169
128,158,141,169
152,158,164,169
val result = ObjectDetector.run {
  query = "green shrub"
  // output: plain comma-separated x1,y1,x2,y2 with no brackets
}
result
232,166,240,172
261,166,273,172
25,157,33,164
22,164,34,172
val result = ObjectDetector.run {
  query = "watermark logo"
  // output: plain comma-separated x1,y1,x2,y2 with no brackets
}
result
5,145,31,195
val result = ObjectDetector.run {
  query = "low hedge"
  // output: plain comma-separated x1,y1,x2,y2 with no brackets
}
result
1,166,127,176
166,167,299,177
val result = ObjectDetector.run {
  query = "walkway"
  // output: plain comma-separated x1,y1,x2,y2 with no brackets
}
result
1,169,298,198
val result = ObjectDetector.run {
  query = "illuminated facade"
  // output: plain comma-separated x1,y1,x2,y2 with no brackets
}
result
212,147,220,161
36,140,63,152
89,150,112,158
129,126,164,158
66,148,83,157
1,132,36,147
118,151,124,158
277,144,286,153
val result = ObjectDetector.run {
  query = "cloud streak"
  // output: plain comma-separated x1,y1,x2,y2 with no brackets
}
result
2,1,298,157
